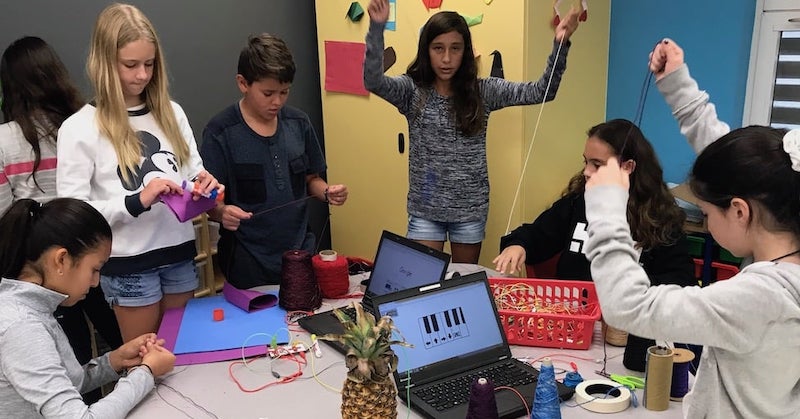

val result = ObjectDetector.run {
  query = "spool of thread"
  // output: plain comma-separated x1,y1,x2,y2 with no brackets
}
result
312,251,349,298
670,348,695,401
465,377,499,419
279,250,322,311
563,371,584,389
602,321,629,347
574,379,631,413
532,358,561,419
643,346,673,411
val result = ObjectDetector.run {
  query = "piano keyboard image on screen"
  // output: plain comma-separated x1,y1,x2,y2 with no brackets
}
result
419,307,470,348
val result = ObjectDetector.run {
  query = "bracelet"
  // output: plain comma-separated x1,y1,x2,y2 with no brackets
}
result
323,187,329,203
130,363,153,376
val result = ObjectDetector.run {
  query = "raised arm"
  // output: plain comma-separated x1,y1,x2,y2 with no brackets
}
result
363,0,416,114
650,39,731,154
482,7,579,111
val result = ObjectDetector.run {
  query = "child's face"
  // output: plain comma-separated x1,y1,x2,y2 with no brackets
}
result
117,39,156,107
52,240,111,307
698,201,747,258
237,76,291,122
582,136,615,180
428,30,464,83
583,136,635,182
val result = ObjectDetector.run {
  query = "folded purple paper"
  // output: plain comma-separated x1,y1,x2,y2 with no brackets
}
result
222,281,278,312
160,192,217,223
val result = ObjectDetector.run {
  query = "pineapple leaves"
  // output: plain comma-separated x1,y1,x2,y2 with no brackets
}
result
318,302,412,383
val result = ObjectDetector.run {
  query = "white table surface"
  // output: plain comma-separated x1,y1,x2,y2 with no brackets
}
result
127,264,685,419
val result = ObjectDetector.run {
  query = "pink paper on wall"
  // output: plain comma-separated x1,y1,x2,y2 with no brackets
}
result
324,41,369,96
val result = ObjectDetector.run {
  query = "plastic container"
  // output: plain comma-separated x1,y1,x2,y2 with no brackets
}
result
692,258,704,280
488,277,601,350
718,247,743,265
711,262,739,281
686,236,705,258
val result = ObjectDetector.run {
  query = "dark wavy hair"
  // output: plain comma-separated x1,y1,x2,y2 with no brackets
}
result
565,119,686,249
0,36,83,190
406,11,483,136
238,33,296,84
0,198,112,279
690,126,800,236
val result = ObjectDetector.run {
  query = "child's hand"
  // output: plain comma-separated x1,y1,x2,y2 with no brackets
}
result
586,157,630,191
109,333,159,372
191,170,224,201
213,204,252,231
649,38,684,81
368,0,390,24
326,184,349,206
141,178,183,208
141,341,176,377
492,245,527,276
555,6,580,43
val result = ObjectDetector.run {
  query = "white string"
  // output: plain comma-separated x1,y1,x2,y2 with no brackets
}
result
504,37,567,234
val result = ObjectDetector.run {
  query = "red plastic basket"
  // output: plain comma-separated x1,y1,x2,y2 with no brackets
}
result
488,277,602,350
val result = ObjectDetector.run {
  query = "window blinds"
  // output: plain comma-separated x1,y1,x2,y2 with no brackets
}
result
772,31,800,129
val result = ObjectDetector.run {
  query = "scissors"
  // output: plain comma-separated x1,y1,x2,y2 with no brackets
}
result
595,370,645,389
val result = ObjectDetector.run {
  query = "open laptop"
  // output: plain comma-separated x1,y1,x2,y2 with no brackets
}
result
298,230,450,354
374,271,575,419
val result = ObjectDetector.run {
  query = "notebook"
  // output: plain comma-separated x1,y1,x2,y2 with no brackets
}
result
374,271,575,419
298,230,450,353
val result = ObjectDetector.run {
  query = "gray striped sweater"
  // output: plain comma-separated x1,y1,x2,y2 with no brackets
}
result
364,21,570,223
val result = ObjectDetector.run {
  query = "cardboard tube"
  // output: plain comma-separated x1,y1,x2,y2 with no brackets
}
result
644,346,674,411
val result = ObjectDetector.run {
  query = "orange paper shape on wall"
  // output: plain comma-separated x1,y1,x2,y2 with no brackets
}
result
422,0,443,10
324,41,369,96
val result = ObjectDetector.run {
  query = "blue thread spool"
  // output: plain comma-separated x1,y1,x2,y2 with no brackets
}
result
532,358,561,419
563,371,584,389
670,348,695,401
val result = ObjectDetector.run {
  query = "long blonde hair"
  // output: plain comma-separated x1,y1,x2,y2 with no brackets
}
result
87,3,189,183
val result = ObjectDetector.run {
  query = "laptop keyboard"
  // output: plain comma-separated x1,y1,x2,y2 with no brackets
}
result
411,362,536,412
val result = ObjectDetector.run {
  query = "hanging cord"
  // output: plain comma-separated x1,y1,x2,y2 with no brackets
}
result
617,39,667,159
249,195,315,218
617,67,655,159
504,37,567,234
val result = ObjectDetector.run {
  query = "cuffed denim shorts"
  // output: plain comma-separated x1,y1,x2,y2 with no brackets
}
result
407,214,486,244
100,259,198,307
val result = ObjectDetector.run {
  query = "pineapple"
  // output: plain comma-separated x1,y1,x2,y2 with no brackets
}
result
320,302,412,419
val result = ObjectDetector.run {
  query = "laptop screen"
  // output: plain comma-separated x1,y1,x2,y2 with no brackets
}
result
378,280,505,376
367,235,449,296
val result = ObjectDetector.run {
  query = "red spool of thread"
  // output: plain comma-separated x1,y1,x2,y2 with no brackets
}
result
312,250,349,298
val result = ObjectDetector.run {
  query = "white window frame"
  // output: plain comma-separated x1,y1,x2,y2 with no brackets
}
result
743,0,800,126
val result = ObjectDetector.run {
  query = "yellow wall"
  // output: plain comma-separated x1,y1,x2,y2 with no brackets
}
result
518,1,610,239
315,0,609,265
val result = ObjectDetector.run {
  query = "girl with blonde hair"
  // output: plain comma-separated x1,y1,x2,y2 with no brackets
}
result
57,3,221,342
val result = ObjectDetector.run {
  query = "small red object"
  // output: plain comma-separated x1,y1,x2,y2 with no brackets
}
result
213,308,224,321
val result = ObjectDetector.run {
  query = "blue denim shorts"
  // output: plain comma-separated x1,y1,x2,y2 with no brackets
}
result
406,214,486,244
100,259,198,307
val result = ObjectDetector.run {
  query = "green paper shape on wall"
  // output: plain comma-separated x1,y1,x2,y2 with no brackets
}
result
347,2,364,22
460,13,484,27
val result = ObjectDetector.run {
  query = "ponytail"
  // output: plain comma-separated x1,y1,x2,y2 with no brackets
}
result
0,198,112,279
0,200,39,278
